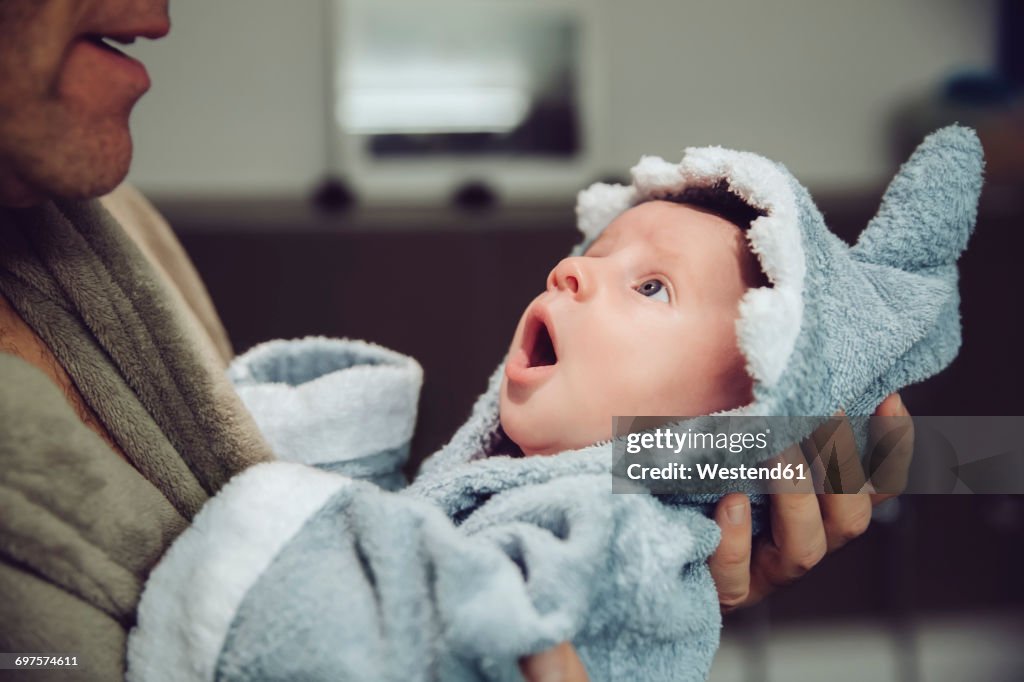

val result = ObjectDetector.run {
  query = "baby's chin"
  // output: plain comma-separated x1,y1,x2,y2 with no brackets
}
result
498,402,557,457
499,401,608,458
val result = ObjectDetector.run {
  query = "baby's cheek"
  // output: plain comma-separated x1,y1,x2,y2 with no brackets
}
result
497,381,521,432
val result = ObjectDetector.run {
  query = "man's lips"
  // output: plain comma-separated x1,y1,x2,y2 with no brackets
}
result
65,19,169,88
60,16,169,87
77,18,171,54
82,18,172,42
72,35,150,88
505,305,559,385
83,34,134,58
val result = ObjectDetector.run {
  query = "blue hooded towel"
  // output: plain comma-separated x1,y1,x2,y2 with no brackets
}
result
126,126,983,682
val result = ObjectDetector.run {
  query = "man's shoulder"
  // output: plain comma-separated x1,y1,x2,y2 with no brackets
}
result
98,183,170,246
97,183,188,274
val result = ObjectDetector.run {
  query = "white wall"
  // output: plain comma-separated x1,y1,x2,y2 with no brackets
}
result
126,0,994,198
127,1,329,196
600,0,994,188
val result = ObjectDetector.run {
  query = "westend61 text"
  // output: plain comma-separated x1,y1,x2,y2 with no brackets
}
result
626,462,808,481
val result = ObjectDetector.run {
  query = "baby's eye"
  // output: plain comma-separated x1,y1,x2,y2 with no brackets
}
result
635,278,670,303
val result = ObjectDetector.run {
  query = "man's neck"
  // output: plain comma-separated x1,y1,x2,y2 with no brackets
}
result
0,167,45,207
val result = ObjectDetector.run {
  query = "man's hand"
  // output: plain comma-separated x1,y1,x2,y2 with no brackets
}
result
709,393,913,612
520,642,589,682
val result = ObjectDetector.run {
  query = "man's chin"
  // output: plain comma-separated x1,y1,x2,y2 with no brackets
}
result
9,135,133,205
63,130,134,198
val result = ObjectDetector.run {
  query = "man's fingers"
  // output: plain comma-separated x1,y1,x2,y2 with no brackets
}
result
819,492,873,552
749,447,825,593
520,642,589,682
762,492,828,583
709,493,753,612
800,414,873,551
868,393,914,504
707,399,912,615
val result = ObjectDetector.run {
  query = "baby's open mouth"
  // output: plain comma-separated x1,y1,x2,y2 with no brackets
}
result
505,307,559,386
525,315,558,368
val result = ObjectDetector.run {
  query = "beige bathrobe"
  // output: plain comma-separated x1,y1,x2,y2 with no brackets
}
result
0,186,274,681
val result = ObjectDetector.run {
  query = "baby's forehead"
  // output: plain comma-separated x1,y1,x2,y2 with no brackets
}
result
587,201,744,256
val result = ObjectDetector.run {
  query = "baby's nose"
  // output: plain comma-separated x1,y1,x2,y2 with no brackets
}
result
547,257,589,298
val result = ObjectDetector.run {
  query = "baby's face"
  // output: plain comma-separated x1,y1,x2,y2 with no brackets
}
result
499,200,764,456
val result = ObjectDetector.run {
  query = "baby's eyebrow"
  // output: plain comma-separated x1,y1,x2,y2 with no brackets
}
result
584,231,620,256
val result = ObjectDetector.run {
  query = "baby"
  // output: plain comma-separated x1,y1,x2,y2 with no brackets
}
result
126,126,983,682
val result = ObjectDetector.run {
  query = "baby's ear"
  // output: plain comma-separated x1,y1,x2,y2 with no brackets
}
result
852,125,984,271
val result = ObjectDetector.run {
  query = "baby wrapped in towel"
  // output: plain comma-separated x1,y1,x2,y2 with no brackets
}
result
127,126,983,682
